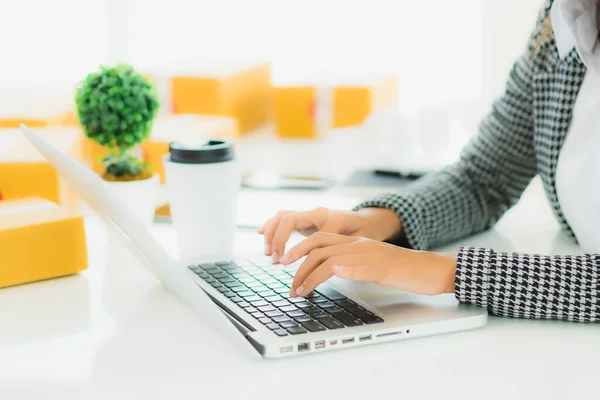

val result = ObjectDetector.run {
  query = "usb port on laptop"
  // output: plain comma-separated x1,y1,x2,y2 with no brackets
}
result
279,346,293,354
298,343,310,352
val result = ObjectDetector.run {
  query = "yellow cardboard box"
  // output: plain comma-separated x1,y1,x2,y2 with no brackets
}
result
272,72,397,138
47,110,79,127
333,73,397,128
164,62,271,133
0,118,48,128
272,86,320,139
142,115,238,184
0,198,88,289
0,111,79,129
0,127,82,210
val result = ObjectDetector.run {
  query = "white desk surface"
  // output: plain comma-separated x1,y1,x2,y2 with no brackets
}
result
1,173,599,399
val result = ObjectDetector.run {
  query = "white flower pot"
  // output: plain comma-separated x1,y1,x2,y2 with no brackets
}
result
103,174,160,228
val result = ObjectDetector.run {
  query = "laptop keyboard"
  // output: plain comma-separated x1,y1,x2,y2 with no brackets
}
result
188,259,384,337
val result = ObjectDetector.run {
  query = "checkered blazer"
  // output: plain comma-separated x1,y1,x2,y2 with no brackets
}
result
357,0,599,322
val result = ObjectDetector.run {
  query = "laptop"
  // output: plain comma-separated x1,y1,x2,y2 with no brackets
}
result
21,124,487,358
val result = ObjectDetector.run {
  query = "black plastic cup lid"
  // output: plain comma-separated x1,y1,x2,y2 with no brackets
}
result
168,139,235,164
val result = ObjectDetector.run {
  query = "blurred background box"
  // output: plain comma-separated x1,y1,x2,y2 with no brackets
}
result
0,197,88,289
0,127,82,210
272,71,397,139
0,111,78,129
0,118,48,128
142,114,238,184
150,61,271,133
272,85,321,139
47,110,79,127
332,72,397,128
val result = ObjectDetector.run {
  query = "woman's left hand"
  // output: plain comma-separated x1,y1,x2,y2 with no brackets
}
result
278,232,458,298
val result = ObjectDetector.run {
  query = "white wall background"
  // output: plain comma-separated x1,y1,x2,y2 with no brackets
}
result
481,0,542,105
0,0,543,123
119,0,484,115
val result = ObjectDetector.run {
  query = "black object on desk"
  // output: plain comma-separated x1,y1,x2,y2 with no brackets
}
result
342,169,427,188
373,169,427,180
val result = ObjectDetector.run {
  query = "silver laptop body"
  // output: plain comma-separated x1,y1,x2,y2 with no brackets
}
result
21,124,487,359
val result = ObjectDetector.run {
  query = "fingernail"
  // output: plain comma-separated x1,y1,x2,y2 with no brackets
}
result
295,285,305,296
289,289,296,298
279,253,290,264
333,265,345,277
264,243,271,255
272,251,279,264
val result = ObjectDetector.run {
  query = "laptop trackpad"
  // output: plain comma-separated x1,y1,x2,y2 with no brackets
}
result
329,278,476,325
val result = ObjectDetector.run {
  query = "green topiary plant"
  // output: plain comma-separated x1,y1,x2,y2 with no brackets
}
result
75,64,160,181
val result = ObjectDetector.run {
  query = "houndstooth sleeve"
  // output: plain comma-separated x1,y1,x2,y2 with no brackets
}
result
354,1,554,251
455,247,600,322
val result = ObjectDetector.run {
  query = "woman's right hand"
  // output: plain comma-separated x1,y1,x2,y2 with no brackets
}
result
257,207,403,263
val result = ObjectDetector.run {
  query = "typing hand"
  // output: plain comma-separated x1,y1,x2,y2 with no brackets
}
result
257,207,403,264
277,232,457,298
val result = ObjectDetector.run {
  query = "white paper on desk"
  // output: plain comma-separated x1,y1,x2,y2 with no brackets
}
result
236,191,363,228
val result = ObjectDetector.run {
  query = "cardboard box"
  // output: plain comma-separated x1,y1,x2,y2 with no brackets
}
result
333,73,397,128
142,115,238,184
157,61,271,133
0,127,82,210
155,202,171,219
0,198,88,289
0,110,79,129
48,110,79,127
272,72,397,138
0,118,48,128
272,86,321,139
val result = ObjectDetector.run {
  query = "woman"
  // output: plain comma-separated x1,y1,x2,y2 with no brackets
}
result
258,0,600,323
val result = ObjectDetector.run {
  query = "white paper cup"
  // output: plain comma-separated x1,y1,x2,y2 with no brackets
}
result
163,139,240,260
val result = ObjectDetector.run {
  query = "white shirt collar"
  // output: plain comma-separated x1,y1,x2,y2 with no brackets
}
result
551,0,600,73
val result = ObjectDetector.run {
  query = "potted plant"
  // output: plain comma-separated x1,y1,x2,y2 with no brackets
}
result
75,64,161,227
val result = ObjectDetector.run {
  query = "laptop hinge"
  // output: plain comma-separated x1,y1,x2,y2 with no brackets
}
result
202,291,255,334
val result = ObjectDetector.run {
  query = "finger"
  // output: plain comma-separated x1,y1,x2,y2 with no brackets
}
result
290,241,359,296
256,220,269,234
271,210,327,263
257,218,273,251
280,232,357,265
262,211,291,256
270,213,299,263
294,255,365,297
